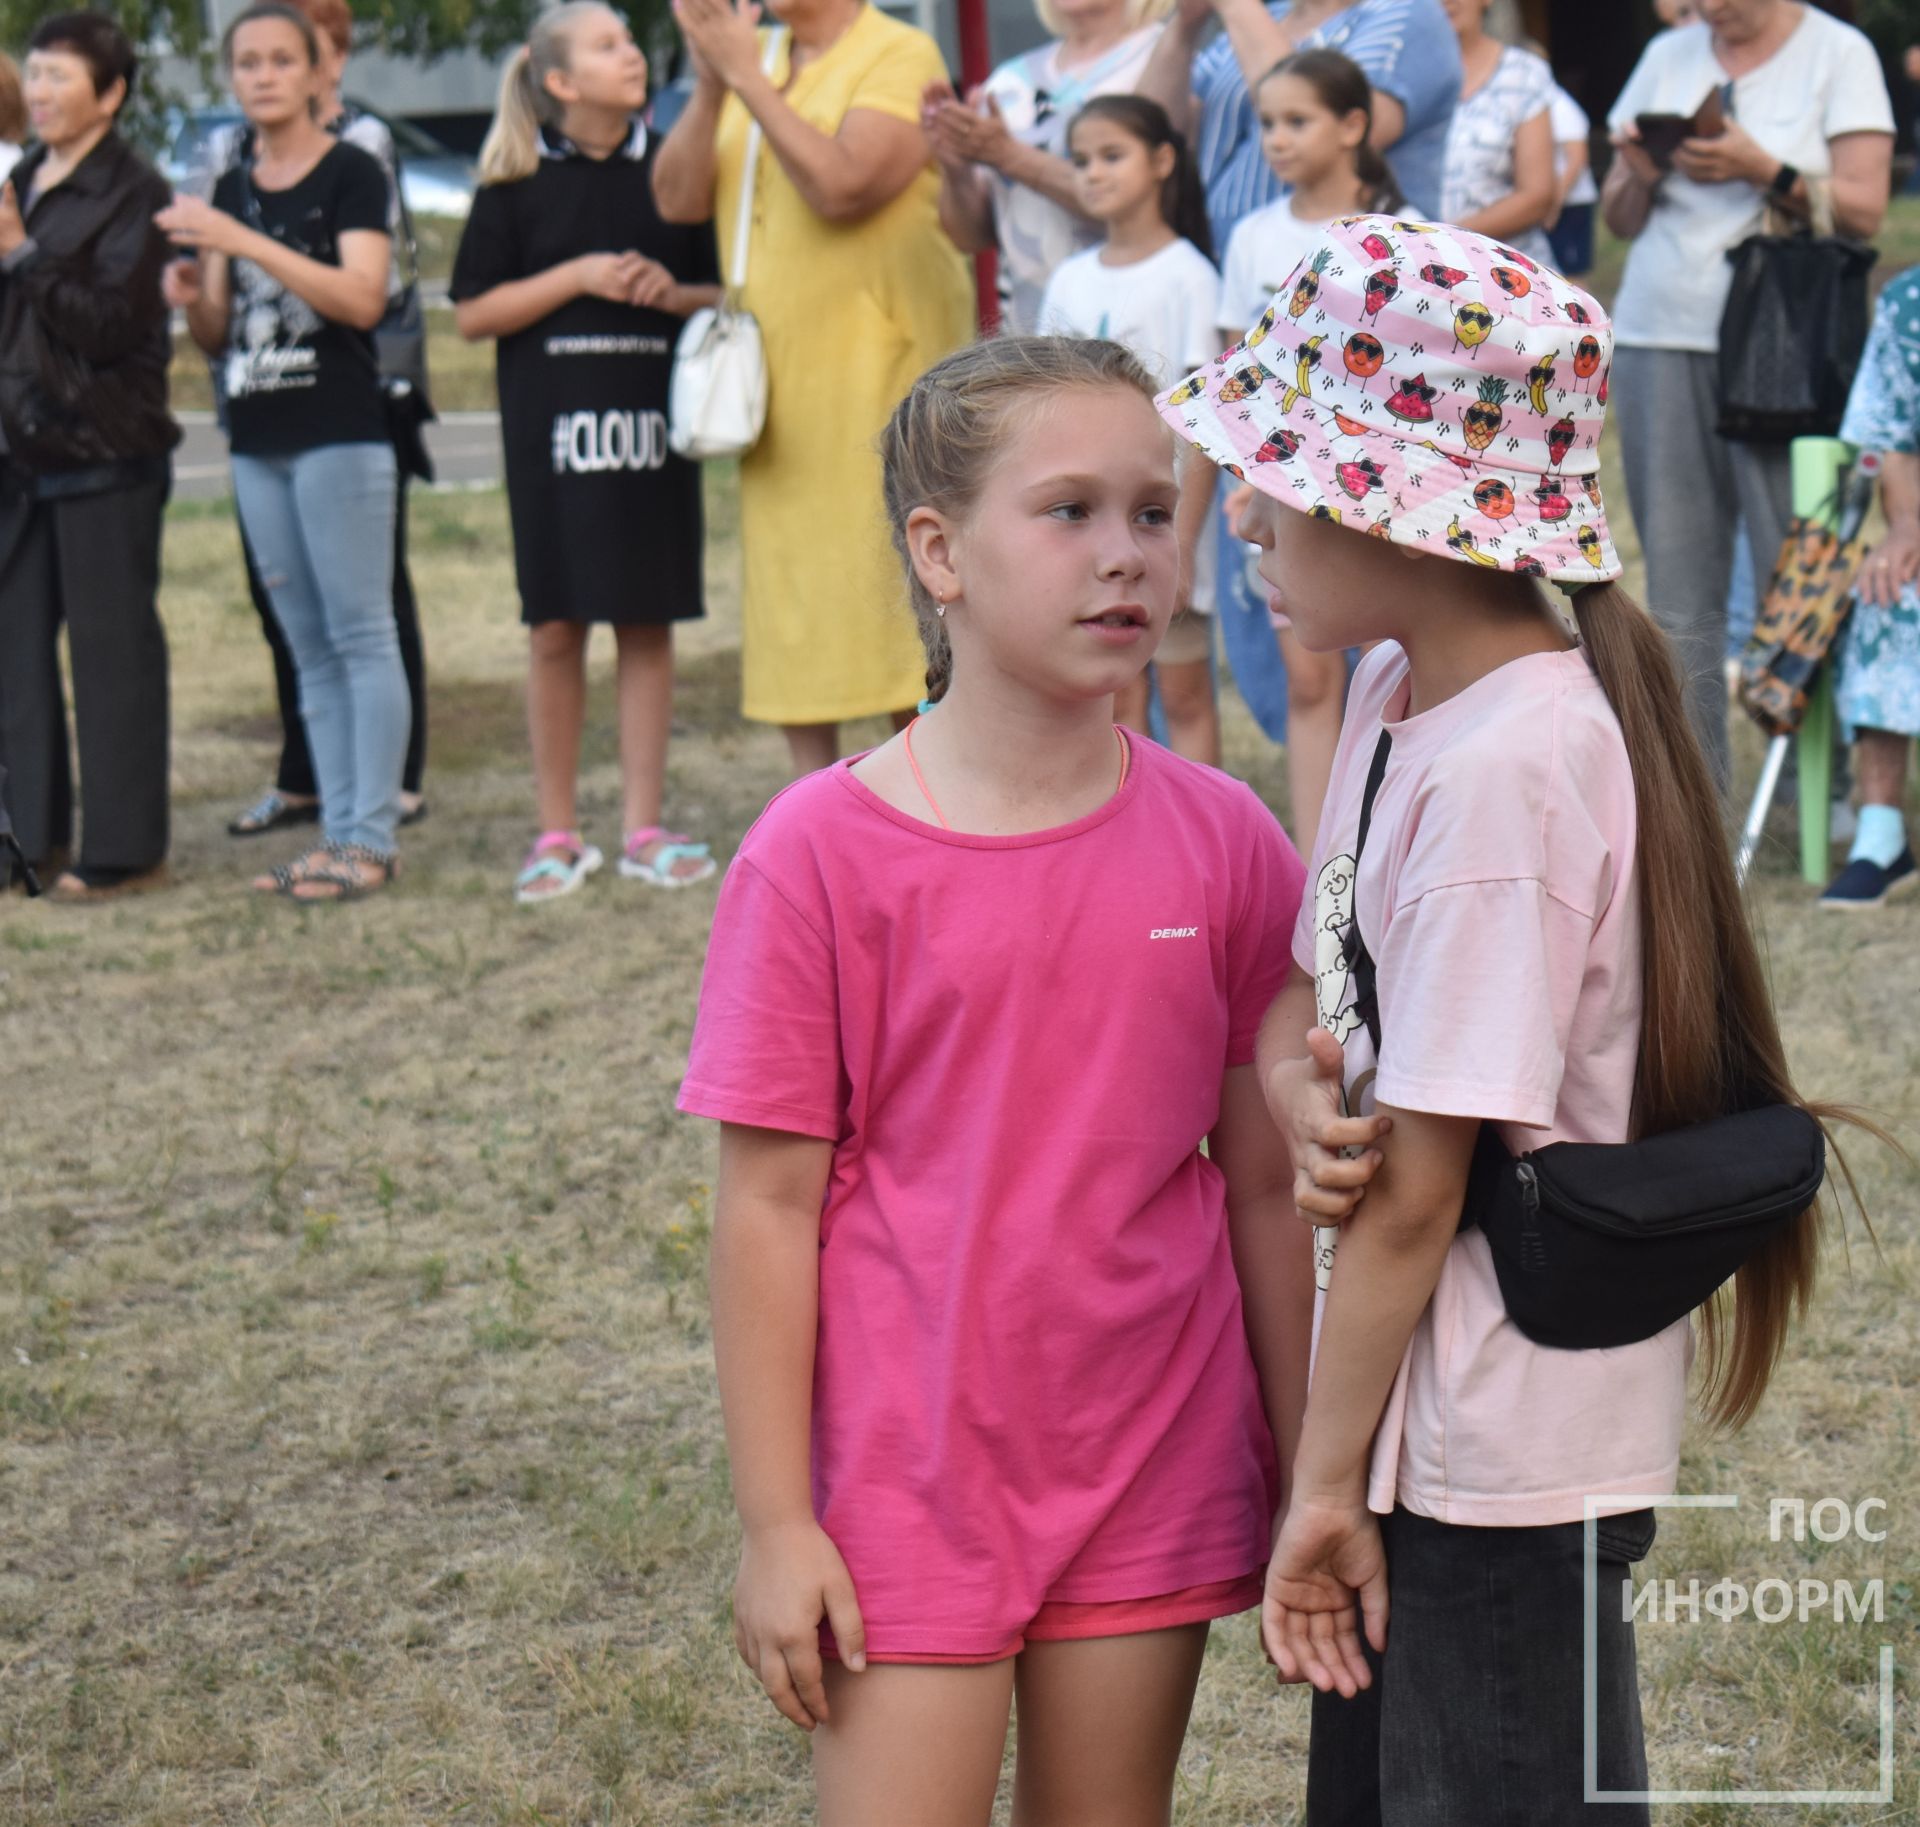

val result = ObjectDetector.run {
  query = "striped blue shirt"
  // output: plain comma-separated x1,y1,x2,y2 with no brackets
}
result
1193,0,1461,255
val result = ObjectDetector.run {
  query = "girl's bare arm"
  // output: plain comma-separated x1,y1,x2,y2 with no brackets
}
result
1215,1060,1317,1495
711,1122,867,1732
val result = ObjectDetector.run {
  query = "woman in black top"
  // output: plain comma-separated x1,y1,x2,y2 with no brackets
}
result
158,1,405,901
0,12,176,901
452,1,720,905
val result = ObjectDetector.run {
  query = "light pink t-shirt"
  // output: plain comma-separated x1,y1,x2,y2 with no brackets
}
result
1294,643,1690,1527
682,736,1305,1656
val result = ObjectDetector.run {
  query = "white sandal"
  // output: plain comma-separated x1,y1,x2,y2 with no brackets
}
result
514,829,604,905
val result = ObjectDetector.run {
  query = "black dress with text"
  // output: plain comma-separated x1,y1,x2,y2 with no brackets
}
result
449,122,718,626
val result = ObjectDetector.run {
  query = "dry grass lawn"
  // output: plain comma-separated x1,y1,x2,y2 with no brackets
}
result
1,441,1916,1824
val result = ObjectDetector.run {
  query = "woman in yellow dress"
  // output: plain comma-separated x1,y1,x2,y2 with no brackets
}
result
656,0,974,775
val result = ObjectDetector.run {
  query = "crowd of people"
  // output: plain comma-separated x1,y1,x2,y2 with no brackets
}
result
0,0,1907,906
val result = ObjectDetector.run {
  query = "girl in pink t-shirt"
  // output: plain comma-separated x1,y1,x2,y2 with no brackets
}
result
681,336,1314,1818
1160,216,1855,1821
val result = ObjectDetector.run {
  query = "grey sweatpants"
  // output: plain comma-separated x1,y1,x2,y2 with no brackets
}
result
1612,345,1792,795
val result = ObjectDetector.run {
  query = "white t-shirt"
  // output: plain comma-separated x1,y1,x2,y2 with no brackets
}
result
982,24,1165,336
1440,44,1557,268
1041,236,1221,612
1217,198,1332,338
1607,10,1894,353
1549,85,1598,206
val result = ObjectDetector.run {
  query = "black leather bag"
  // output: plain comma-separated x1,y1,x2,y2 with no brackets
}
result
1716,231,1876,444
1345,729,1826,1351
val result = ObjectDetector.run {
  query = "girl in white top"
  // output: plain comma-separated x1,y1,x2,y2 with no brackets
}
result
1436,0,1557,268
1215,48,1400,859
1041,94,1222,766
924,0,1169,334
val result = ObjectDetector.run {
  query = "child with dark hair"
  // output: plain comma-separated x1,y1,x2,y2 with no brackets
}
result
1215,47,1404,860
1040,95,1223,766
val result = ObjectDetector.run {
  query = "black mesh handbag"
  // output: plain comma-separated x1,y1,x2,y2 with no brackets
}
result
1716,230,1877,444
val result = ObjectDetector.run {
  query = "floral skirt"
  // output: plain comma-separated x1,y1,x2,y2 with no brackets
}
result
1838,585,1920,738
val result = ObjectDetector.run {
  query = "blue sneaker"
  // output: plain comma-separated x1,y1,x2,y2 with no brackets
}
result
1820,848,1917,910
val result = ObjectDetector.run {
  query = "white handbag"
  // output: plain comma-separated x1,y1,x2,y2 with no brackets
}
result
668,30,783,461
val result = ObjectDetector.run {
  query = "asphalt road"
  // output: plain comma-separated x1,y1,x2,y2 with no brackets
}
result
173,410,504,501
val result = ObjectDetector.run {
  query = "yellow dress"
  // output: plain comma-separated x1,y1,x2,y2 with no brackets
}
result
715,6,974,725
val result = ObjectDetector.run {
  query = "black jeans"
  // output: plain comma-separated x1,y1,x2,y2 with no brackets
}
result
1308,1506,1658,1827
245,473,426,798
0,472,169,873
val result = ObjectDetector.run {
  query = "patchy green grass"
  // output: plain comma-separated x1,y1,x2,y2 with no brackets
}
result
5,333,1919,1821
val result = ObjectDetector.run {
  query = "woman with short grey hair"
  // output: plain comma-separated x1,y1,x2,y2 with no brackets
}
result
1604,0,1893,791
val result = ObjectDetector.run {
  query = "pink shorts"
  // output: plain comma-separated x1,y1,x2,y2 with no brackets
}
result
823,1572,1263,1666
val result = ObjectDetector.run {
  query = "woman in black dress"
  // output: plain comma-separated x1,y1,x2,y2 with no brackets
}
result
452,1,721,904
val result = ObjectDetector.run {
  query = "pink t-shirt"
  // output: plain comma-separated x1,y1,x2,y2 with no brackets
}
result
681,735,1305,1657
1295,643,1690,1527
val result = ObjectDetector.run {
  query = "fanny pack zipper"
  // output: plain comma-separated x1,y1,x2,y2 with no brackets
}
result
1506,1152,1819,1239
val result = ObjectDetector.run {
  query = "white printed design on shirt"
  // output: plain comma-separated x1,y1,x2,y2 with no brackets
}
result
1309,848,1376,1292
225,260,322,399
550,409,671,474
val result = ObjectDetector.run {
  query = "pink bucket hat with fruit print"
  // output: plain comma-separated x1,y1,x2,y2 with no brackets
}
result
1156,214,1621,585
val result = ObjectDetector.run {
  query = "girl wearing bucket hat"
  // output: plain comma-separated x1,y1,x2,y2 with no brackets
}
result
1160,215,1845,1819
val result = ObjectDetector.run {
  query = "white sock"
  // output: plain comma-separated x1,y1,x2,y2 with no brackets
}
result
1850,803,1907,869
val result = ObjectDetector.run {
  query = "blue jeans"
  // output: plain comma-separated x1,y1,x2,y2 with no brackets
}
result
1215,506,1291,742
233,442,405,854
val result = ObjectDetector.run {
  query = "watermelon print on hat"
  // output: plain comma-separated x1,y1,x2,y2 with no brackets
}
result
1156,214,1622,586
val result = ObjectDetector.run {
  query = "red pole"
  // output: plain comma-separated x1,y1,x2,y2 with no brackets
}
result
954,0,997,331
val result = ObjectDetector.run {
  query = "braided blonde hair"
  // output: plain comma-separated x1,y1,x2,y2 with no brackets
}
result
880,336,1159,703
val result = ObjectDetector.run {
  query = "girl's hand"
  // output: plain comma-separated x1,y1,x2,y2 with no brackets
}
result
161,256,204,310
1263,1028,1391,1223
672,0,764,93
733,1519,867,1730
154,193,246,257
0,182,24,257
1225,483,1258,539
1855,520,1920,608
1262,1492,1387,1696
1671,117,1770,188
573,250,647,301
624,253,677,308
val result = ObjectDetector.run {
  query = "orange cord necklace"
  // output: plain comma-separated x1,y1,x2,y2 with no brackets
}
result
901,717,1129,833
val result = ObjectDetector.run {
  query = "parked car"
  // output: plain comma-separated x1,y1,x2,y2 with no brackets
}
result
159,102,476,219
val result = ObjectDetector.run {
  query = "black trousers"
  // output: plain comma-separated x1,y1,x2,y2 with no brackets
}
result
1307,1506,1658,1827
246,474,426,798
0,473,170,873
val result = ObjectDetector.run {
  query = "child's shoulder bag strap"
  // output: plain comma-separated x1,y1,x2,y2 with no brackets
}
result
1345,727,1394,1060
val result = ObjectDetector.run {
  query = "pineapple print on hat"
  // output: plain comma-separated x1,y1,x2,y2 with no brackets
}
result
1291,250,1332,319
1464,377,1508,450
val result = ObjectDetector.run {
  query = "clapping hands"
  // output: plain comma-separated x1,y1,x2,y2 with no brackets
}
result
920,81,1017,175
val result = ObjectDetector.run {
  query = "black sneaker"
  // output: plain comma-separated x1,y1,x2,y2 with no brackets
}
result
1820,848,1917,911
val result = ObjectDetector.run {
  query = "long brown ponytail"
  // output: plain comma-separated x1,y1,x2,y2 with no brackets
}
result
1570,581,1878,1428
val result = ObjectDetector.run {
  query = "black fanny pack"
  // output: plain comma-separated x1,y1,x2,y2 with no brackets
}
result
1344,728,1825,1352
